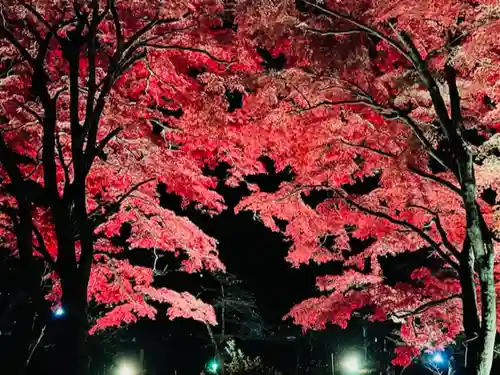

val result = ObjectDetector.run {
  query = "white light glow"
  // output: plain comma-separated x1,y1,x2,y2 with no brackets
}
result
341,353,361,372
116,361,138,375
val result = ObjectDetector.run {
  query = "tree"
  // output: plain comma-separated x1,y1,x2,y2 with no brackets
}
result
215,1,500,375
203,273,268,375
210,273,268,343
0,1,262,374
223,339,282,375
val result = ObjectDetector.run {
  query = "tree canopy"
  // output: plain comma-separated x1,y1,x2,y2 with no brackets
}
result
2,1,500,375
224,0,500,372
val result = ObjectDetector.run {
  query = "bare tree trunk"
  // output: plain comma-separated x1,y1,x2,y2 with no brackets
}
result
206,323,225,375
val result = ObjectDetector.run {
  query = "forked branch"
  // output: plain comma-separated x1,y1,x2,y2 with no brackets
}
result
408,204,461,259
325,188,460,271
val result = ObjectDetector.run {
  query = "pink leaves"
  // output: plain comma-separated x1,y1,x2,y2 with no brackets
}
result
392,346,420,366
315,271,383,292
87,259,216,334
141,287,217,325
0,0,264,336
89,303,157,335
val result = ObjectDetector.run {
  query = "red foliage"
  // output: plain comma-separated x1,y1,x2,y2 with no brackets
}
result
0,0,262,333
222,0,500,367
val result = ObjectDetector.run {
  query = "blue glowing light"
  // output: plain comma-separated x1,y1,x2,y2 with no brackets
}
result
53,307,65,317
431,352,445,364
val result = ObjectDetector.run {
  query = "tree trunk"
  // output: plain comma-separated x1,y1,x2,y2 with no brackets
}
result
460,239,496,375
206,323,225,375
8,194,45,375
9,299,36,375
53,281,89,375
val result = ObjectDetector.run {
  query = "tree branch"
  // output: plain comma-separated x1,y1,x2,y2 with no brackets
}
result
144,43,230,64
300,0,415,65
338,137,461,194
83,0,101,147
82,12,161,168
396,32,467,162
0,22,37,68
391,293,461,318
407,204,461,259
299,24,364,36
54,129,71,192
298,96,451,172
300,0,471,172
86,126,123,165
444,65,462,129
21,2,66,44
0,132,25,189
32,223,58,271
407,166,461,195
338,138,398,158
326,188,460,271
88,178,156,227
109,0,123,50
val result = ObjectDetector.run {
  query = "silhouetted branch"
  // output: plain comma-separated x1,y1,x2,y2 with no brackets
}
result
391,293,461,319
321,188,461,271
88,178,156,227
408,204,461,258
32,223,58,270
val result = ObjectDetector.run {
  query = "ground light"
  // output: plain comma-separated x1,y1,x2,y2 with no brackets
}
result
206,359,220,374
340,352,362,373
115,360,139,375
